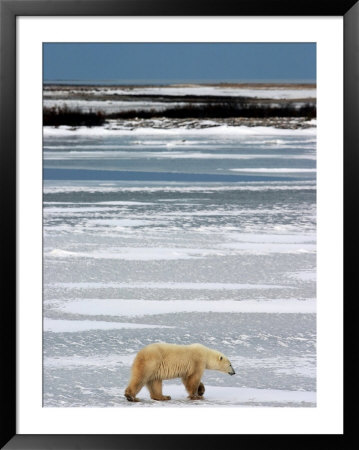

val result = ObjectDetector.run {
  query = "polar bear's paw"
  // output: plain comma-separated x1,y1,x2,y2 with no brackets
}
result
188,394,204,400
124,390,140,402
151,394,171,401
125,394,140,402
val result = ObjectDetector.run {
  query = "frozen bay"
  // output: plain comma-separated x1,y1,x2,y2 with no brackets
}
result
43,122,316,407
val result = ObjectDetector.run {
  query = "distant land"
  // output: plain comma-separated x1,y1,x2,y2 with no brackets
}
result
44,81,316,88
43,82,316,129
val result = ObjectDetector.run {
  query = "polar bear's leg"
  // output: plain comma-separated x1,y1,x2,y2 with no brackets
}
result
124,380,144,402
146,380,171,401
125,365,146,401
125,354,150,401
197,381,205,397
182,374,204,400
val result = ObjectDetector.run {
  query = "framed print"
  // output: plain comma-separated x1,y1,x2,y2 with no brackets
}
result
1,0,357,448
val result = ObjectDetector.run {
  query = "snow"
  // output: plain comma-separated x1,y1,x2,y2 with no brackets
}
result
43,98,188,113
44,353,136,368
43,124,317,137
49,281,286,290
47,241,315,259
288,271,317,281
42,110,316,408
54,298,316,316
44,151,316,161
43,182,316,194
45,85,316,99
100,384,316,407
44,319,173,332
47,247,233,261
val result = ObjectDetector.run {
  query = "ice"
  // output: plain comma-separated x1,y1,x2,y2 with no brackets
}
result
55,298,316,316
230,168,316,173
45,85,316,99
43,110,317,408
44,201,156,206
230,355,316,379
288,271,317,281
219,242,316,254
49,281,286,290
228,233,316,243
43,182,316,194
44,152,316,161
44,318,174,332
47,242,315,259
44,353,137,368
122,384,317,406
44,384,315,407
47,247,230,261
43,124,317,137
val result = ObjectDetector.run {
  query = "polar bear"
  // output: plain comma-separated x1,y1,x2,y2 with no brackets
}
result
124,342,235,402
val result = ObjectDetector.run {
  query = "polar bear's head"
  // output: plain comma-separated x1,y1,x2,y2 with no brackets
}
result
207,350,235,375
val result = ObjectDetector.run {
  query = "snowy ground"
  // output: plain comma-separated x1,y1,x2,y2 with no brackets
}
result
44,84,316,99
43,95,316,408
94,385,316,407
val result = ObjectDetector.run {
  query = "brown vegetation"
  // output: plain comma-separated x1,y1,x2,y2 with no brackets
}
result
43,101,316,127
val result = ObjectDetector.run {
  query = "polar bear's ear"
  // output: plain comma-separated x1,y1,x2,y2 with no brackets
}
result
219,356,223,361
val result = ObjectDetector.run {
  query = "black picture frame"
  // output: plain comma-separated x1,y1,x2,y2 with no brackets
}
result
1,0,357,448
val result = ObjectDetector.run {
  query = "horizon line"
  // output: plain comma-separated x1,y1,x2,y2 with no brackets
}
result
43,79,317,86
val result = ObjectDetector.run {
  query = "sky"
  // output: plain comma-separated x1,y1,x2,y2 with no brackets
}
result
43,43,316,84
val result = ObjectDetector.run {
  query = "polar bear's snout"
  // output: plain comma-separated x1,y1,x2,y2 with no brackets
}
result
228,363,235,375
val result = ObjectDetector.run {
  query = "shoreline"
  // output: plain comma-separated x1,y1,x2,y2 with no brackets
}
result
44,82,317,90
44,117,317,133
43,84,316,127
